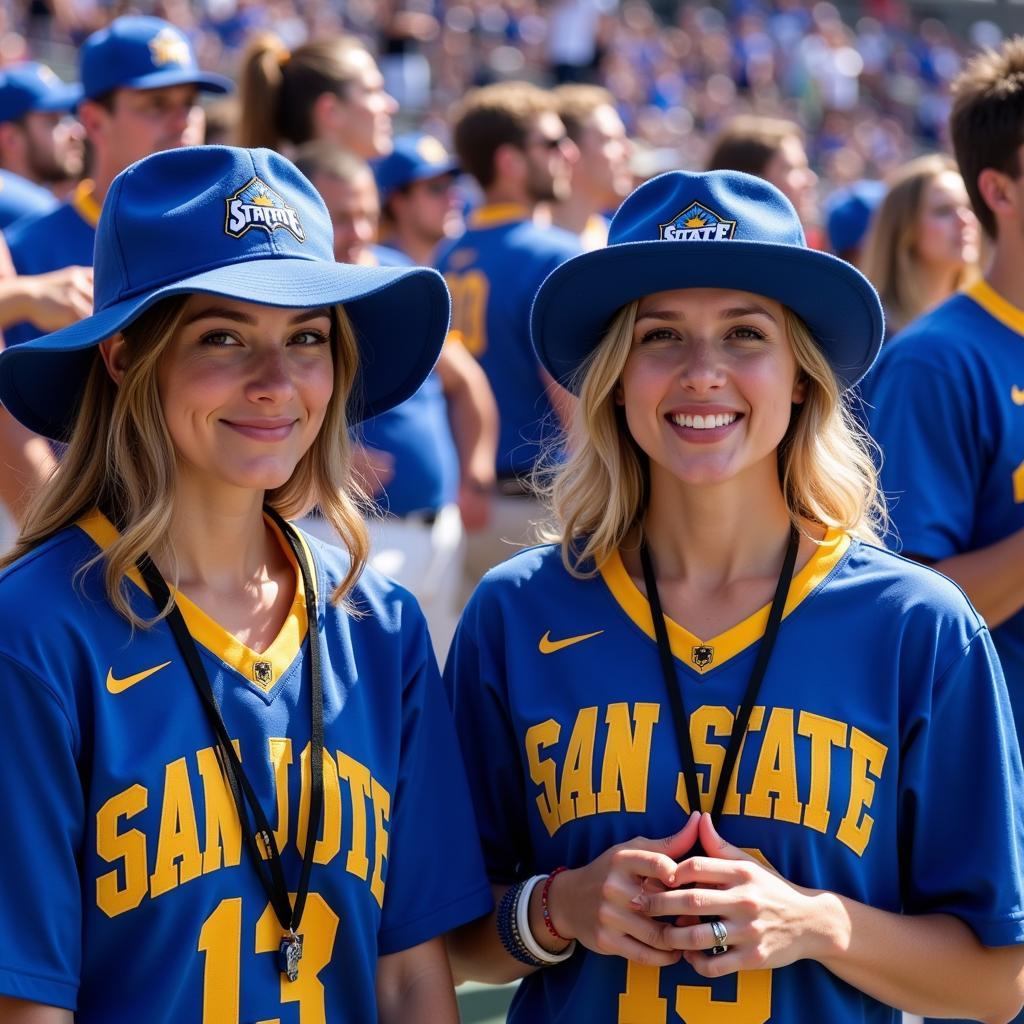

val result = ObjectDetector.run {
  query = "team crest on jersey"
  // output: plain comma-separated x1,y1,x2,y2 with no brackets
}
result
660,202,737,242
691,644,715,669
253,660,273,687
225,178,305,242
148,27,190,67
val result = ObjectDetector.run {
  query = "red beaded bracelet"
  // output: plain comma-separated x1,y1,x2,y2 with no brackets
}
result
540,866,569,942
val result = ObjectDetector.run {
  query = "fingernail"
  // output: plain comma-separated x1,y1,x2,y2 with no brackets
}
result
630,894,645,907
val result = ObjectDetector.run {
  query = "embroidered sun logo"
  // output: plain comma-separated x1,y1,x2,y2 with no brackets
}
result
684,215,708,229
660,201,737,242
148,27,190,67
224,176,305,242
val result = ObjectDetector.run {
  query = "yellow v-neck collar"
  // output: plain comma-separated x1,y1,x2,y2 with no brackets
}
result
71,179,101,228
468,203,530,229
599,528,850,675
76,509,314,693
966,279,1024,337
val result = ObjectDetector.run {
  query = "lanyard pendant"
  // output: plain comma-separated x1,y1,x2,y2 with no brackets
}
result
278,933,303,982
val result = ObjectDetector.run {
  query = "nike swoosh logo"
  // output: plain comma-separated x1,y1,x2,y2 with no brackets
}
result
1013,386,1024,406
106,661,172,694
538,630,604,654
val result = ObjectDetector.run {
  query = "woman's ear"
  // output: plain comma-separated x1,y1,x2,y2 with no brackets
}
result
791,372,808,405
98,334,129,385
613,381,625,406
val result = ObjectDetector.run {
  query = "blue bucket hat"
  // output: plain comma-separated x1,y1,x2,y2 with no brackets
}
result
0,146,450,440
531,170,884,392
0,62,80,122
372,133,459,204
80,16,232,100
824,179,885,256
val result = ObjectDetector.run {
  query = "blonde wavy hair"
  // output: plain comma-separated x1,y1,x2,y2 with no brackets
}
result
0,296,370,625
538,300,886,574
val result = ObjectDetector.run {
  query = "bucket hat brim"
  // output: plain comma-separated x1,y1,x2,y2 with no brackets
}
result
0,258,449,441
531,238,884,392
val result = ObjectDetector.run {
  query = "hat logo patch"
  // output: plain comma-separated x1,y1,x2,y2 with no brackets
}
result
416,136,449,164
660,202,737,242
225,177,305,242
148,27,190,67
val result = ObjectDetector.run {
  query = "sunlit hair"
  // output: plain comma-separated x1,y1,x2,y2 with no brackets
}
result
238,32,374,151
1,297,369,625
859,154,978,336
537,300,886,575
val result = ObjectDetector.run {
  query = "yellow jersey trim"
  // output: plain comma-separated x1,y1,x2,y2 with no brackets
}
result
966,279,1024,338
468,203,530,229
598,528,851,674
76,509,309,693
71,179,101,228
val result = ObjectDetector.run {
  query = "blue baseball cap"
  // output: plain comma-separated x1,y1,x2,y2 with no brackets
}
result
0,62,81,123
531,170,884,392
0,146,450,440
372,133,459,204
824,179,885,256
79,16,232,101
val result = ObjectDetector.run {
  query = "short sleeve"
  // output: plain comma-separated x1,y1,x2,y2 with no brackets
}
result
0,652,83,1008
867,353,982,559
900,627,1024,945
444,589,531,884
376,606,492,955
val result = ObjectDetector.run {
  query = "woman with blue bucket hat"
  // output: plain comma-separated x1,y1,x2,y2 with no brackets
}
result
0,146,491,1022
445,169,1024,1021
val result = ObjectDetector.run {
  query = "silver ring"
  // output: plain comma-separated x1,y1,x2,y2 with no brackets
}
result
709,919,728,956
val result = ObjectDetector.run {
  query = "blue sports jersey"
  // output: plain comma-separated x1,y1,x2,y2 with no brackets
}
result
445,534,1024,1024
866,280,1024,755
0,511,492,1021
0,168,56,228
356,243,460,516
435,205,581,477
4,179,99,346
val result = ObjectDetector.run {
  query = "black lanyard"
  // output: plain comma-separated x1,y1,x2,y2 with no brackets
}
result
639,526,799,835
136,507,323,983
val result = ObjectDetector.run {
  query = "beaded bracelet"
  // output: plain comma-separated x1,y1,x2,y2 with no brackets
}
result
497,881,545,967
517,875,577,965
540,866,569,942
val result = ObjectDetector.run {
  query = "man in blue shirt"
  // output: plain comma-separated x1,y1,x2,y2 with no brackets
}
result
0,61,82,229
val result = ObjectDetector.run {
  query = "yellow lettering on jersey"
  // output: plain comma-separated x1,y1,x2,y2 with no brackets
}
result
268,737,293,855
370,778,391,907
337,750,371,881
525,719,562,836
296,743,341,865
558,706,599,824
149,757,203,898
680,705,732,814
197,745,242,874
96,783,149,918
597,702,659,814
1014,460,1024,504
798,712,847,834
837,727,888,856
745,708,803,824
676,966,772,1024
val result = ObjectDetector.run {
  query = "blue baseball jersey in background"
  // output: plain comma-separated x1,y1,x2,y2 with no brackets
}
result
0,168,56,228
435,205,580,478
4,180,99,346
866,280,1024,756
0,512,492,1021
445,534,1024,1023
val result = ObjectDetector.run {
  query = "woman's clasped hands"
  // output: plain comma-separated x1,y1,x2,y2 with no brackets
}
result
545,810,838,976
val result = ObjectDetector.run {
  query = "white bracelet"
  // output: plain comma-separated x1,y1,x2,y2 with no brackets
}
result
516,874,576,964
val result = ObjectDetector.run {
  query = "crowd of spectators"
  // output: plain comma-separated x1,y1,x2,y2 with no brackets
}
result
0,0,1013,213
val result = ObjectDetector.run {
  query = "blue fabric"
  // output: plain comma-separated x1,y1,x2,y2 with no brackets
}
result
0,169,57,229
0,515,492,1019
824,179,885,255
0,61,79,121
371,133,459,204
436,213,580,476
446,537,1024,1023
531,169,884,393
0,146,451,440
78,16,230,100
865,285,1024,763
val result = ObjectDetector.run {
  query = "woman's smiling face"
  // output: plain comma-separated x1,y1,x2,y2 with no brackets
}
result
619,287,806,491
